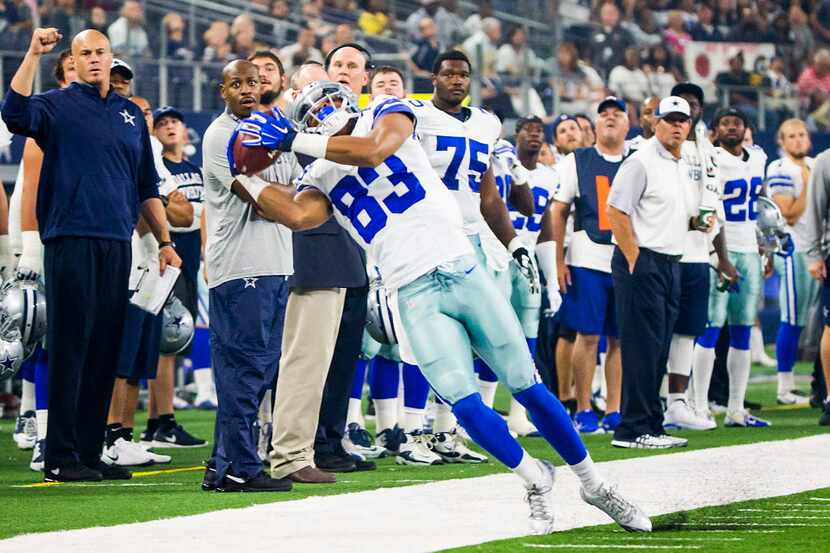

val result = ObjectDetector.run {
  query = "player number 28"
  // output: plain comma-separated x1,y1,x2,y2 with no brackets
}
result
722,177,763,222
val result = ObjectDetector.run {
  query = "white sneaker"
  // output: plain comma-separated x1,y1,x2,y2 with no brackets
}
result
104,437,171,466
656,433,689,448
13,411,37,450
724,409,771,428
172,395,192,410
525,459,556,535
580,482,652,532
664,399,717,431
709,402,728,415
257,421,272,462
431,429,488,463
30,439,45,472
777,391,810,405
396,431,443,466
342,423,388,459
611,434,680,449
507,415,540,437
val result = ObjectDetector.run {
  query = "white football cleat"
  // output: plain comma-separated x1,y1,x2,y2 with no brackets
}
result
431,429,488,464
525,459,556,535
396,430,443,466
724,409,771,428
611,434,684,449
104,437,171,466
777,391,810,405
13,411,37,450
30,439,45,472
342,423,388,459
580,482,652,532
663,399,716,431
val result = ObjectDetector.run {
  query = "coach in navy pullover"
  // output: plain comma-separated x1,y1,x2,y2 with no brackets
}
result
1,28,180,482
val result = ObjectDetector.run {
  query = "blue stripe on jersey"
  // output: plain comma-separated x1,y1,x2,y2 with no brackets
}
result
372,99,415,128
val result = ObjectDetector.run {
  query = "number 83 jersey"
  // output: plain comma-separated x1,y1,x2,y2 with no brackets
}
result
717,145,768,253
406,100,502,235
296,96,473,291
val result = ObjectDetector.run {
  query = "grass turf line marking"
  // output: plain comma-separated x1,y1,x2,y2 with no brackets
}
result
669,522,830,527
15,465,204,488
11,482,193,489
810,497,830,501
567,537,745,542
738,509,830,513
522,546,702,550
707,515,830,520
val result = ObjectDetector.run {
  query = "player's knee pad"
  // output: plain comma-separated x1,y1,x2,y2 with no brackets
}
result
696,326,721,349
728,325,752,350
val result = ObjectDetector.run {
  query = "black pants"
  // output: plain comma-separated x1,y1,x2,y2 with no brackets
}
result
612,247,680,440
44,237,130,468
315,284,368,455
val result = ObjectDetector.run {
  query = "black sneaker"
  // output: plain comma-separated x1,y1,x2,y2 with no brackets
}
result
152,422,207,448
140,419,160,446
86,460,132,480
44,462,103,482
315,451,357,473
202,463,217,491
820,401,830,427
216,471,293,492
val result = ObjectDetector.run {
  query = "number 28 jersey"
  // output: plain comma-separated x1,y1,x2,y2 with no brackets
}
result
296,96,472,291
717,145,767,253
406,100,502,235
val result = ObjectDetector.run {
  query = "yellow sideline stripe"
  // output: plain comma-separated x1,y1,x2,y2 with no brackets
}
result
357,93,469,108
18,465,205,488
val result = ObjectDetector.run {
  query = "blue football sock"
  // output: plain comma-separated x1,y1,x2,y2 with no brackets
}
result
19,358,35,382
452,393,524,468
697,325,722,348
526,337,537,357
369,356,400,400
402,363,430,409
475,358,498,382
729,325,752,351
350,358,367,400
775,323,802,373
514,383,588,465
34,349,49,410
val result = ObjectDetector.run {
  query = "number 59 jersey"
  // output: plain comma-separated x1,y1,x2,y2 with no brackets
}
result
717,145,768,253
406,100,502,235
296,96,473,291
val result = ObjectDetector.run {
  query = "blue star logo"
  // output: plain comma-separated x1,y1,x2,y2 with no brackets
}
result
0,352,18,374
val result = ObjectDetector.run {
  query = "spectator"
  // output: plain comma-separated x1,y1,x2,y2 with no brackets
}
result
250,0,269,13
798,49,830,101
359,0,392,37
727,6,775,43
162,13,193,60
108,0,151,58
791,5,816,67
812,0,830,45
279,27,324,74
405,0,445,43
230,14,257,58
713,0,738,37
623,7,663,47
333,23,355,47
643,44,681,97
768,12,792,45
301,0,334,38
461,16,501,77
715,51,771,127
608,46,650,105
271,0,295,47
690,3,724,42
202,20,233,64
439,0,467,47
767,55,797,120
409,16,441,82
47,0,86,49
550,42,604,116
663,11,691,57
463,0,492,37
496,26,548,120
88,6,109,35
590,2,635,78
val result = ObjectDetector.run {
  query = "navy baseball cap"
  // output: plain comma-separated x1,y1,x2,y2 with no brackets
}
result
597,96,626,114
516,115,545,133
153,106,185,128
671,82,704,105
552,113,578,135
712,106,749,128
110,58,134,79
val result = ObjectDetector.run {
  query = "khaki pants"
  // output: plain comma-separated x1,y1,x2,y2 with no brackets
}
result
269,287,345,478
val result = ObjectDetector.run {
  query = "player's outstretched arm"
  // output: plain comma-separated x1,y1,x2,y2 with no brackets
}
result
235,175,332,231
508,180,534,216
546,200,571,292
318,112,413,167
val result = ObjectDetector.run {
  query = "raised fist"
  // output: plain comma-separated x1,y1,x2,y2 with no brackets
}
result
29,28,62,56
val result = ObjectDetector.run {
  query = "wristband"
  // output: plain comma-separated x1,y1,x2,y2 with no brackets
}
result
237,174,269,203
291,133,330,159
507,236,524,254
20,231,43,260
534,240,558,289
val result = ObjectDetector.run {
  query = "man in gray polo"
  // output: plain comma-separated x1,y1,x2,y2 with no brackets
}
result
200,59,293,492
606,96,707,450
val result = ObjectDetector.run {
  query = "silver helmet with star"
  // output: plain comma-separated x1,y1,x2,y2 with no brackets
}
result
160,295,194,355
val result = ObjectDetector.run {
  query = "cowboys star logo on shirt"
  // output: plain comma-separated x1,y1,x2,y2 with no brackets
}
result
243,277,258,289
120,109,136,127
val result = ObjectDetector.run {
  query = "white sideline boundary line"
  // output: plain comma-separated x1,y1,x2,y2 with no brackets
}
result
1,435,829,553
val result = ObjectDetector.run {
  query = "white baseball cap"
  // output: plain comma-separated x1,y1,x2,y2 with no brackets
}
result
656,96,691,119
111,58,134,80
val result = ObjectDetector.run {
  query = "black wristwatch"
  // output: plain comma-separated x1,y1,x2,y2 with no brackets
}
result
158,240,176,249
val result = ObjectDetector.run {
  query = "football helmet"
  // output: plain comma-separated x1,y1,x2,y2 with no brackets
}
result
0,311,24,379
0,282,46,346
159,296,194,355
286,80,360,135
756,195,791,255
366,279,397,345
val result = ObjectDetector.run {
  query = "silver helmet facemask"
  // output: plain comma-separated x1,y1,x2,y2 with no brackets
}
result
756,195,790,255
287,80,360,136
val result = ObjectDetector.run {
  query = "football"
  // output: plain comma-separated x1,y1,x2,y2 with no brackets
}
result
232,130,281,176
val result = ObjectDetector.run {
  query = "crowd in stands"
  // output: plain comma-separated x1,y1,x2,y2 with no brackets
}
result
1,0,830,127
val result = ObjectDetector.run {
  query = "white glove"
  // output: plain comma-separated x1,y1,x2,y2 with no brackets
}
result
508,236,540,294
16,231,43,283
0,234,13,283
534,240,562,317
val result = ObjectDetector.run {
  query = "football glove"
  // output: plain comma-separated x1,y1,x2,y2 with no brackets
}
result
238,111,295,150
509,237,540,295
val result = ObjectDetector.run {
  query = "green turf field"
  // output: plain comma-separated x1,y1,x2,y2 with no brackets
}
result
0,358,826,546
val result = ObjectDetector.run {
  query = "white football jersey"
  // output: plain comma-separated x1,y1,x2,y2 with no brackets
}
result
296,96,472,290
717,145,767,253
479,139,515,272
766,155,815,252
510,164,558,249
406,100,502,235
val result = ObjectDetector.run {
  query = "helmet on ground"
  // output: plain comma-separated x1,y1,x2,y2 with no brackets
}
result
160,296,194,355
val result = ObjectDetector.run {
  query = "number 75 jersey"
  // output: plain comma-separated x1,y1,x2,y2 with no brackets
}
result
295,96,472,291
406,100,502,235
717,145,768,253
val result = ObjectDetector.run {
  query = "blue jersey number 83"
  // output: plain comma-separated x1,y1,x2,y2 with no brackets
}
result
329,154,426,243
